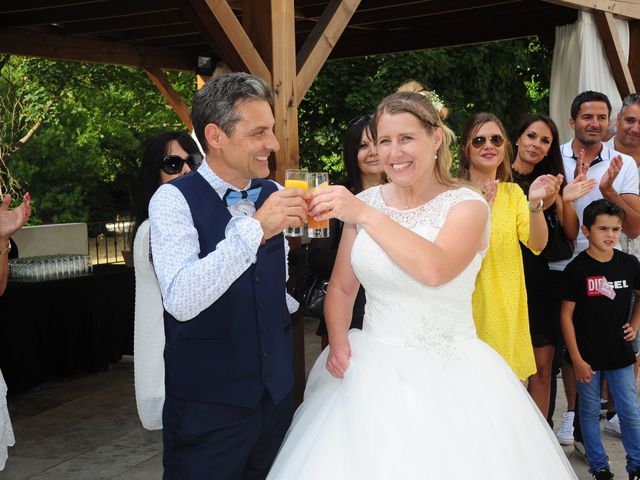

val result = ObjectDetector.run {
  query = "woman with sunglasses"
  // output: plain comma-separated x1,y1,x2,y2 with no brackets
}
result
511,115,595,418
457,112,561,381
309,114,385,349
131,131,201,430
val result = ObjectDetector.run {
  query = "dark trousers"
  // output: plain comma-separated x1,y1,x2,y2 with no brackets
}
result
162,389,294,480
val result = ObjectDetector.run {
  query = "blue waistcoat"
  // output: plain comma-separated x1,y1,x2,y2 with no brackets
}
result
163,172,294,409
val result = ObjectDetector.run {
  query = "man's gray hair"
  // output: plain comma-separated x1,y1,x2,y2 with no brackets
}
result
191,72,273,152
620,93,640,116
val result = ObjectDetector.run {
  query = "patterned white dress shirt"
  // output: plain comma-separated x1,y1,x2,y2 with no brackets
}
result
148,159,298,321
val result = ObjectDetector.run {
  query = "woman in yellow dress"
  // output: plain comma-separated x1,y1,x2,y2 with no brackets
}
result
457,112,561,380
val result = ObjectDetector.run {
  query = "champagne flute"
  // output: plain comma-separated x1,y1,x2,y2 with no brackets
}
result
308,172,330,238
284,169,308,237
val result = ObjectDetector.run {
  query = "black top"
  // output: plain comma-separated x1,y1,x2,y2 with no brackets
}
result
309,217,366,335
561,249,640,370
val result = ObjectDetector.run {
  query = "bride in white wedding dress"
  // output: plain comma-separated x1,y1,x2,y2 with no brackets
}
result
267,91,577,479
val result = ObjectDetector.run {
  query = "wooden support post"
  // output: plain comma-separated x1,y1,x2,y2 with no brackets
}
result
144,66,193,131
243,0,299,183
242,0,303,403
594,11,636,98
630,20,640,91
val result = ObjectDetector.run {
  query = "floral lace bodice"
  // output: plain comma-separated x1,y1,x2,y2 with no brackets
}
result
352,186,488,359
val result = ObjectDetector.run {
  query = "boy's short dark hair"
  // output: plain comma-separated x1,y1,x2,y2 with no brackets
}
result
570,91,612,119
583,199,626,229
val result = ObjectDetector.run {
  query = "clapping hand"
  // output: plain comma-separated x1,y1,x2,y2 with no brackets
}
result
481,179,498,206
254,188,308,240
600,155,623,196
563,173,597,202
573,148,588,179
0,193,31,240
529,174,562,204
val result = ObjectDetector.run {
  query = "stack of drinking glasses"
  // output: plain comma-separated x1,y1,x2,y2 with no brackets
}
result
284,169,330,238
8,254,93,282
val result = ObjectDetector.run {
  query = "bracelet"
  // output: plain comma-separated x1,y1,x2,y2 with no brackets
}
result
529,198,544,214
0,240,11,256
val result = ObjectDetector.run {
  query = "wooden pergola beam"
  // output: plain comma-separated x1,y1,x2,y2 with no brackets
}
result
594,11,636,97
0,27,194,71
144,66,193,131
630,20,640,90
542,0,640,20
296,0,361,104
183,0,270,83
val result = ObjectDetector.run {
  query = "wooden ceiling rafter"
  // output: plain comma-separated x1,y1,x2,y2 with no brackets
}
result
0,0,107,14
51,11,190,36
144,66,193,130
0,0,178,28
594,11,637,96
0,26,195,71
543,0,640,20
296,0,361,103
176,0,270,82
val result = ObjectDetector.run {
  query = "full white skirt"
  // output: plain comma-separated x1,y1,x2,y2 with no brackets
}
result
268,329,576,480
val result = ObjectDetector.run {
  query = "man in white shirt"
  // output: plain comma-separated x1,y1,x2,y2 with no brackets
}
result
603,93,640,437
553,90,640,451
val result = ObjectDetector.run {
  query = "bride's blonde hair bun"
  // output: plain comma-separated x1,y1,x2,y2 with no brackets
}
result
396,80,449,122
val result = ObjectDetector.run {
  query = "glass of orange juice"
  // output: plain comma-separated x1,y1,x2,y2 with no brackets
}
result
308,172,330,238
284,169,308,237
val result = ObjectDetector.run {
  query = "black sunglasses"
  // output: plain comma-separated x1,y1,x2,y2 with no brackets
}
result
160,153,203,174
470,134,505,149
348,114,373,126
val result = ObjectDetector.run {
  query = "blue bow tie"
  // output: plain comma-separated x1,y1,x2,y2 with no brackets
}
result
223,186,262,206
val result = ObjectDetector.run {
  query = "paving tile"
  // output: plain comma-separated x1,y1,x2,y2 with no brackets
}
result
4,317,634,479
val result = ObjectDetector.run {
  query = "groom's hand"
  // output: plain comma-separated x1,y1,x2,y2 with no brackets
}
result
254,188,308,240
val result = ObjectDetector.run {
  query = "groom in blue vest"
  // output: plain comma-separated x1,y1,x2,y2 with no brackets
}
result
149,72,308,479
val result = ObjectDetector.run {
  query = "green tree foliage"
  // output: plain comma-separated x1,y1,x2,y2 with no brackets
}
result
299,38,551,177
0,37,550,224
1,57,195,223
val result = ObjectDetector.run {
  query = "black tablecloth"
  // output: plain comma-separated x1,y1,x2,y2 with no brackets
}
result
0,264,134,394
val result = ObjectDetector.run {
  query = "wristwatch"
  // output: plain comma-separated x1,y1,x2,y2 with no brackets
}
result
529,198,544,214
0,240,11,256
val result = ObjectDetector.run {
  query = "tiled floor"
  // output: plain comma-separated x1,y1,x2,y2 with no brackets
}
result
0,317,632,479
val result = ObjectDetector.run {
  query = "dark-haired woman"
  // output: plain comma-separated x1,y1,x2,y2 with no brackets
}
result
310,115,384,349
132,131,201,430
511,115,595,417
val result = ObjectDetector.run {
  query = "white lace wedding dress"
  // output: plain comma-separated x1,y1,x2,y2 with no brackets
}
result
268,186,576,479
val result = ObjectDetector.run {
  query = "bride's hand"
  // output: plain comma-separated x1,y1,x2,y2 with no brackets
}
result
326,339,351,378
309,185,368,224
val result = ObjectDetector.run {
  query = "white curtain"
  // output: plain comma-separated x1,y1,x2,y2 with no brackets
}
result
549,11,629,143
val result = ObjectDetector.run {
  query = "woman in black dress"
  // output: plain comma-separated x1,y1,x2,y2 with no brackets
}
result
511,114,594,417
311,114,385,349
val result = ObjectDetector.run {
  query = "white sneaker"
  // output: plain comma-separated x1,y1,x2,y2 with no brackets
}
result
604,414,621,437
556,411,575,445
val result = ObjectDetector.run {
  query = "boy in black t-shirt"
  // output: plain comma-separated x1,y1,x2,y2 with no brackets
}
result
561,199,640,480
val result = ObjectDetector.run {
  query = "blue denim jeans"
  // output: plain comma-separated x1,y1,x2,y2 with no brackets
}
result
577,364,640,473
